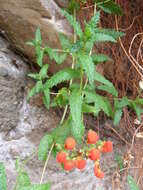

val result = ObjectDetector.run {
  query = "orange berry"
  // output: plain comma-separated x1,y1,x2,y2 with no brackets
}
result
75,158,86,170
65,137,76,150
87,130,99,144
94,166,104,178
64,160,75,171
88,148,100,161
102,141,113,153
56,151,67,163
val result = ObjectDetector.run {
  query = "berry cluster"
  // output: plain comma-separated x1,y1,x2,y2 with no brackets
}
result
56,130,113,178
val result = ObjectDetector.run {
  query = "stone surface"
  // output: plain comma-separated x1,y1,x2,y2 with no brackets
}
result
0,0,71,74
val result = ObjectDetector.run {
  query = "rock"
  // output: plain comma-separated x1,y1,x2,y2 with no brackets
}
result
0,0,71,74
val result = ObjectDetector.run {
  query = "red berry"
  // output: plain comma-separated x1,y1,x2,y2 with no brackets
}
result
102,141,113,153
94,166,104,178
56,151,67,163
64,160,75,171
65,137,76,150
88,148,100,161
87,130,99,144
75,158,86,170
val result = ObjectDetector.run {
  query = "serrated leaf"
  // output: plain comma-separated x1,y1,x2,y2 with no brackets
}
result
0,162,7,190
97,84,118,97
95,28,125,39
114,109,122,126
96,0,123,15
127,175,139,190
43,88,50,109
36,47,44,67
93,33,116,42
61,9,82,38
18,183,51,190
27,82,42,100
78,53,95,88
44,69,80,89
39,64,49,79
130,102,143,120
16,170,31,189
85,91,111,116
82,103,101,116
69,90,83,143
94,70,115,87
35,81,43,93
35,28,42,44
92,54,112,63
44,47,67,64
38,134,53,161
28,73,40,80
59,33,72,50
116,97,129,109
84,11,100,39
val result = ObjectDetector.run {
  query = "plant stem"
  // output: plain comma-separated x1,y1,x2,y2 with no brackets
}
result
40,143,54,184
60,9,77,125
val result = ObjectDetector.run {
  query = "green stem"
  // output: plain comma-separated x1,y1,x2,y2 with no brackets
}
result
60,9,77,125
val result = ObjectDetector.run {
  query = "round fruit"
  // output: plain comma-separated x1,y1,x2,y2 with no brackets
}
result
87,130,99,144
64,160,75,171
56,151,67,163
102,141,113,153
75,158,86,170
94,166,104,178
88,148,100,161
65,137,76,150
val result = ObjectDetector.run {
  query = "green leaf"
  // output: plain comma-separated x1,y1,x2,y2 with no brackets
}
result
61,9,82,38
52,88,69,107
85,91,111,116
39,64,49,79
69,90,83,143
93,33,116,42
94,70,115,88
16,170,31,189
0,162,7,190
44,47,67,64
97,84,118,97
95,28,125,40
92,54,112,63
43,88,50,109
26,40,35,47
28,73,40,80
38,134,53,161
78,53,95,88
36,47,44,67
44,69,80,89
82,103,101,116
114,109,122,126
129,102,143,120
35,28,42,45
18,183,51,190
96,0,123,15
116,97,129,109
51,118,72,145
35,81,43,93
59,33,72,50
127,175,139,190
